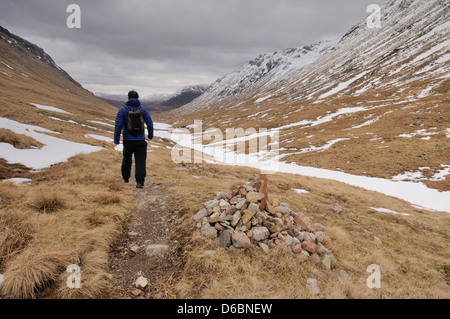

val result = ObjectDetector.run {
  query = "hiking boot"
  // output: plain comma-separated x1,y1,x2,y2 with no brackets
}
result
136,182,144,189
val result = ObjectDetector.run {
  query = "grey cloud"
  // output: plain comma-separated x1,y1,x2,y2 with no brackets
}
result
0,0,381,95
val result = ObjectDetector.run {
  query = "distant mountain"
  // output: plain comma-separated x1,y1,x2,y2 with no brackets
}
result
96,84,209,113
179,40,337,113
155,85,208,110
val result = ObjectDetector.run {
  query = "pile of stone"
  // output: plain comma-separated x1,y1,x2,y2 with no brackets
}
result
194,182,333,267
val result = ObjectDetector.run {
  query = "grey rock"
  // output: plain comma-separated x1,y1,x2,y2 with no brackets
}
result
322,254,332,270
208,212,221,223
219,199,230,208
208,200,220,209
235,199,247,210
231,231,251,249
230,196,240,205
216,230,232,247
145,244,170,256
244,185,255,192
317,243,330,254
231,211,242,227
130,245,141,254
306,278,321,296
331,205,343,213
252,227,270,241
284,234,293,246
247,202,261,212
274,206,291,215
215,192,228,200
296,232,306,242
338,270,350,279
201,224,218,238
135,276,148,289
193,208,208,221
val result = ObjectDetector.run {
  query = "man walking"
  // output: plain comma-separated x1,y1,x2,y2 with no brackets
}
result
114,90,153,188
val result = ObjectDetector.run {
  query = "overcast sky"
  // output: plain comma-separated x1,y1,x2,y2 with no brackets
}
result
0,0,382,97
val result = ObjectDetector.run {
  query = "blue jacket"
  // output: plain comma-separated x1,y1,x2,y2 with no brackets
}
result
114,98,154,144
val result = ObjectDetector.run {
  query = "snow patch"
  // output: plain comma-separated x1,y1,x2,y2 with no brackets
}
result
85,134,114,143
49,116,77,125
370,207,410,216
292,188,309,195
88,120,114,127
318,71,370,99
0,117,103,170
31,103,72,115
2,178,32,185
255,95,272,103
158,122,450,213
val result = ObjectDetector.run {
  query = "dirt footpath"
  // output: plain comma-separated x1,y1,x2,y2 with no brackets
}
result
109,181,184,299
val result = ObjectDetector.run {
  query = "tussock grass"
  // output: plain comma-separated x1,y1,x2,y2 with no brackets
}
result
0,209,34,267
0,128,44,149
144,147,450,299
28,189,66,213
0,249,72,299
0,150,131,299
0,183,23,207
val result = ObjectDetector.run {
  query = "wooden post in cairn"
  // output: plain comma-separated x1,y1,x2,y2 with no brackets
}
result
259,173,268,211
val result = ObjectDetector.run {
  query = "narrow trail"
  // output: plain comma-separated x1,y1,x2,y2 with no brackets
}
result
109,180,184,299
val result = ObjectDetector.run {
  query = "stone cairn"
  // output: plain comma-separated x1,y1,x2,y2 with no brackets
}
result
194,181,332,267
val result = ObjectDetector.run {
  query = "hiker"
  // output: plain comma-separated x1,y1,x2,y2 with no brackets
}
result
114,90,154,188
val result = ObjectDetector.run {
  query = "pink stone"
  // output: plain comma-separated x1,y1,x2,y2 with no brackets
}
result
302,240,317,253
292,243,303,254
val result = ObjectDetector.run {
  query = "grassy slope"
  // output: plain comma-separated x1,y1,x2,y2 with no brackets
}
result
142,146,450,299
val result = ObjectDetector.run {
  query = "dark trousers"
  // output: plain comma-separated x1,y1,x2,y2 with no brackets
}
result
121,140,147,183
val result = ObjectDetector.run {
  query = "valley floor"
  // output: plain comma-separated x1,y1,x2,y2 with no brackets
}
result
0,124,449,299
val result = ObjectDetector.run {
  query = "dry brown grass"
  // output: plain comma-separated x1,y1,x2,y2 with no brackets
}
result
1,249,72,299
28,189,66,213
0,149,132,299
0,128,44,149
143,146,450,299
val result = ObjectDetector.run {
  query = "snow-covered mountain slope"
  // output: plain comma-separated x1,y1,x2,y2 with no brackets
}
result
181,40,337,112
157,84,209,110
169,0,449,193
97,84,209,113
179,0,448,114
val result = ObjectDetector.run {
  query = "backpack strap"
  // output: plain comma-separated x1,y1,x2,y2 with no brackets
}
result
124,105,141,112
